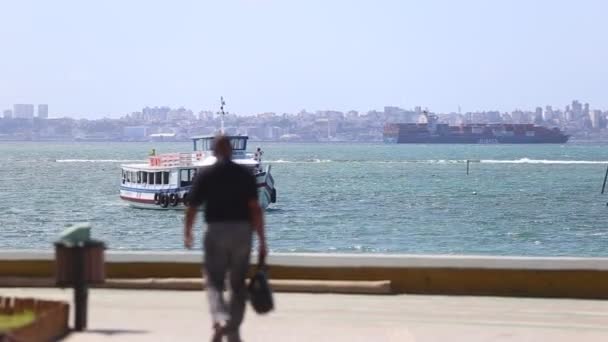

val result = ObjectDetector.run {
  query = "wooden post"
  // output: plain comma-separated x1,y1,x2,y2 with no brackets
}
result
73,246,88,331
466,160,470,175
602,164,608,194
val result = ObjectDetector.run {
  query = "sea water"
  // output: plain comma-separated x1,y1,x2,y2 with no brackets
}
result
1,141,607,256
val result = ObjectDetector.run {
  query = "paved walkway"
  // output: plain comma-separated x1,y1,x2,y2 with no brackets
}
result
3,288,608,341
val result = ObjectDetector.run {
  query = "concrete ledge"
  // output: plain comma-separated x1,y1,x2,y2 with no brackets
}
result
2,251,608,298
0,277,393,295
3,250,608,270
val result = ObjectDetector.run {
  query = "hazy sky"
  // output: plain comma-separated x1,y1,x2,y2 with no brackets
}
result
1,0,607,118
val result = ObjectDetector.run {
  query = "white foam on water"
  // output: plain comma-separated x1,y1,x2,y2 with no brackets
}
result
266,158,608,165
267,159,295,163
267,159,332,163
55,159,146,163
480,158,608,164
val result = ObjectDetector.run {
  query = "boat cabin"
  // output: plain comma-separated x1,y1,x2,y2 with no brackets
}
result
192,135,249,158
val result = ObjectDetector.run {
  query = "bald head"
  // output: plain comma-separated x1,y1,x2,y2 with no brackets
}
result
213,135,233,160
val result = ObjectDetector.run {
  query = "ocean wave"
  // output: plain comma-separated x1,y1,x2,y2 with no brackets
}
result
267,159,332,163
55,159,146,163
268,158,608,165
480,158,608,164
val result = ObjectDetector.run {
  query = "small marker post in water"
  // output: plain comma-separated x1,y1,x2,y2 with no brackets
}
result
466,159,470,175
602,164,608,194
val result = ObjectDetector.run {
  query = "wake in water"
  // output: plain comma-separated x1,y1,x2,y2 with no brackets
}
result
55,159,145,163
266,158,608,165
54,158,608,165
479,158,608,164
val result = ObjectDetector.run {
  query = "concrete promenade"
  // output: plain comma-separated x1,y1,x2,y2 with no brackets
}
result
2,288,608,341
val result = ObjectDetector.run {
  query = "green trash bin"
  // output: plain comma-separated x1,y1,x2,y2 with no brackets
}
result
54,223,106,286
53,223,106,331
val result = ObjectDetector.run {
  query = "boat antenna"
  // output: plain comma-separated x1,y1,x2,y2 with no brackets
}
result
219,96,226,134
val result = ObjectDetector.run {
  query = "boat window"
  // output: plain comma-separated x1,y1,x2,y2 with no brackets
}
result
180,169,189,187
121,170,126,184
179,168,198,187
231,138,246,150
137,172,142,184
162,171,170,185
180,169,188,181
142,172,148,184
149,172,155,185
126,171,131,183
155,172,162,185
194,138,214,151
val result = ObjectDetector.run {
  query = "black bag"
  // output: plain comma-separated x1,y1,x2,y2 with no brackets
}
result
248,266,274,314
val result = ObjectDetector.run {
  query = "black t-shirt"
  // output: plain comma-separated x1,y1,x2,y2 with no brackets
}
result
189,160,258,223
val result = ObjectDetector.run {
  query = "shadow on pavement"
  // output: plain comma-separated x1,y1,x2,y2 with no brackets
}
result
77,329,149,336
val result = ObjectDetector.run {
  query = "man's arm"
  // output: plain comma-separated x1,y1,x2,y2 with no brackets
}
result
183,170,206,249
184,206,197,249
248,199,267,265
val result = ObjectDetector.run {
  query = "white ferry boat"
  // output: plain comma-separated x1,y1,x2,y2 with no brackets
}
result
119,135,276,209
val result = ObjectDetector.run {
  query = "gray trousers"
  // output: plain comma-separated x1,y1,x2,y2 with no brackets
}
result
204,221,252,336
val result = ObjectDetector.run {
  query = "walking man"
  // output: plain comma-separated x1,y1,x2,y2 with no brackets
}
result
184,135,267,342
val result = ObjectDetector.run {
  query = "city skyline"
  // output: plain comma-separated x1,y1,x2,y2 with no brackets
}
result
1,0,607,118
2,98,607,143
1,98,607,120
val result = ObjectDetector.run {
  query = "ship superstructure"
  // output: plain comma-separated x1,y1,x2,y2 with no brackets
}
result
384,112,569,144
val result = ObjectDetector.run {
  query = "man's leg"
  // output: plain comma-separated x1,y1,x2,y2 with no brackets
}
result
224,224,253,341
204,227,230,326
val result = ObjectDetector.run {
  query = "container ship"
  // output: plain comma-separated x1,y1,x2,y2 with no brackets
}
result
384,112,569,144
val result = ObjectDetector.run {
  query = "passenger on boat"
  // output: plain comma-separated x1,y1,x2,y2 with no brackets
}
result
254,147,263,162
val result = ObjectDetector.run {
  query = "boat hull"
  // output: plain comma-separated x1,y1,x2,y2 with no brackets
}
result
384,134,570,144
120,170,276,210
383,123,570,144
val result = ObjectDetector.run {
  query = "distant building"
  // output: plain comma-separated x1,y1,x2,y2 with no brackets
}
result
3,109,12,119
346,110,359,119
571,100,583,120
314,118,336,138
534,107,543,120
384,106,414,123
38,104,48,119
142,106,170,121
486,111,502,123
590,110,602,129
199,110,214,121
533,107,543,124
543,106,553,121
13,104,34,119
123,126,148,139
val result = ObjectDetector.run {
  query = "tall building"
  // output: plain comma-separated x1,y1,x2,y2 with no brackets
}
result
13,104,34,119
535,107,543,121
3,110,12,119
543,106,553,121
590,110,602,129
571,100,583,120
38,104,48,119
